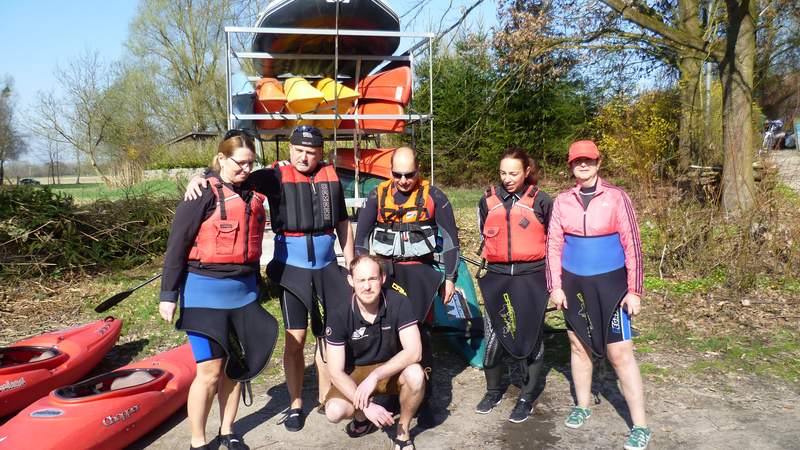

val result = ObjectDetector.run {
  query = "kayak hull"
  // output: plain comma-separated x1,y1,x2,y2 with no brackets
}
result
254,78,287,129
0,317,122,417
252,0,400,78
0,345,195,450
334,147,393,179
432,260,486,368
340,101,406,132
358,66,412,105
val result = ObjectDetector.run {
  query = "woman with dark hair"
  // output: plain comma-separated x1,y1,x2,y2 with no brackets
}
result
547,140,651,450
159,130,278,450
474,147,552,423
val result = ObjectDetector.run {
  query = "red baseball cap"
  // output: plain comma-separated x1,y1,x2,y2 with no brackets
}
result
567,140,600,164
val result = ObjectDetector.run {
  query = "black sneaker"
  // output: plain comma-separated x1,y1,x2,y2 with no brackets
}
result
218,431,249,450
189,445,210,450
474,391,503,414
283,408,305,432
508,398,534,423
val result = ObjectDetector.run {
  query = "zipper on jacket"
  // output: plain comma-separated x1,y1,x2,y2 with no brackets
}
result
244,198,252,261
506,197,514,261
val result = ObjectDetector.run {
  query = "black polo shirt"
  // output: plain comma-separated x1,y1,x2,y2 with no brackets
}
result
325,289,417,370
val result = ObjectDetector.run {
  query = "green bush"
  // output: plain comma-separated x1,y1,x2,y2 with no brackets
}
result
0,186,175,279
146,140,217,170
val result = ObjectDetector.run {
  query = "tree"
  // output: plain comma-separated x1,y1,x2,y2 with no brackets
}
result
0,77,24,185
126,0,257,133
30,51,114,184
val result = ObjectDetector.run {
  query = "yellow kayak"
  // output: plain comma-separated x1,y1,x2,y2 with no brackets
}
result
284,77,324,114
315,78,360,129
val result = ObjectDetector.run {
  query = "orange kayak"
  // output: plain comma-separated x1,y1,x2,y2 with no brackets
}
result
0,317,122,417
334,147,394,179
254,78,286,130
0,345,195,450
340,101,406,132
358,66,412,105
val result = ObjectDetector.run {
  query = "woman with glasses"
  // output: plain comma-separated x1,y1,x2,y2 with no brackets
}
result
160,131,278,450
546,140,651,450
473,147,552,424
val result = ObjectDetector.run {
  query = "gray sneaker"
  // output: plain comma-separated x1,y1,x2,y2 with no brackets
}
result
564,406,591,429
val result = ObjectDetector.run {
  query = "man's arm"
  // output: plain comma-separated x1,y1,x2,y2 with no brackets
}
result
354,189,379,255
325,341,360,403
336,219,355,267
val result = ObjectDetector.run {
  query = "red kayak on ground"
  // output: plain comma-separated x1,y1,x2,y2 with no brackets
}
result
0,344,195,450
0,317,122,417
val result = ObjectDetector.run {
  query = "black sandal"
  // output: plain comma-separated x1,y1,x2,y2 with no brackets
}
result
345,417,378,438
393,437,415,450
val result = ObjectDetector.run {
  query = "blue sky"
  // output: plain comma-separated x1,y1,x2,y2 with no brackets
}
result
0,0,496,162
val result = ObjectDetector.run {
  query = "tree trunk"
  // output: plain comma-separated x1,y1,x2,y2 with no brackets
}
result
719,0,756,216
75,148,81,184
678,56,704,169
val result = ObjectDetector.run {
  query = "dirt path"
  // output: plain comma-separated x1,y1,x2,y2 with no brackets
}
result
134,333,800,450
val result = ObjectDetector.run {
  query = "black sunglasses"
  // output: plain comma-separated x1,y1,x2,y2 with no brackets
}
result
391,170,418,180
223,129,255,141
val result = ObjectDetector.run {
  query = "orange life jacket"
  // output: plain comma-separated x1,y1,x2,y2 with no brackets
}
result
481,185,546,263
188,177,267,264
372,179,437,258
274,161,343,235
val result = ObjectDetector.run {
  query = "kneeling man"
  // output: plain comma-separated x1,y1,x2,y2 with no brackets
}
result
324,254,425,450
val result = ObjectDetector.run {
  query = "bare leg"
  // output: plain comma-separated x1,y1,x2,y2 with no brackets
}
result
567,331,594,408
217,375,241,435
187,359,223,447
398,363,426,443
315,341,331,405
284,328,307,410
607,340,647,427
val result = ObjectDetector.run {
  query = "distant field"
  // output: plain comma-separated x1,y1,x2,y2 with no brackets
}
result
44,179,184,203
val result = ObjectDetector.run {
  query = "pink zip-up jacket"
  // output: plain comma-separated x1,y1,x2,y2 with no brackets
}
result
546,177,644,296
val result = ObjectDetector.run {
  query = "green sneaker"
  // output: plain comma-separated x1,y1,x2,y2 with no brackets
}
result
564,406,591,429
623,426,652,450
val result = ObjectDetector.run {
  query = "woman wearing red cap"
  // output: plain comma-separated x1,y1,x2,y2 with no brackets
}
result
546,140,652,450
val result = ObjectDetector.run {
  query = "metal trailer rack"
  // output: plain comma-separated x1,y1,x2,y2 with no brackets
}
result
222,25,436,206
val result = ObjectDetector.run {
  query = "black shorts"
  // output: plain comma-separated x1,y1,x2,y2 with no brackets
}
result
566,304,633,345
280,288,323,331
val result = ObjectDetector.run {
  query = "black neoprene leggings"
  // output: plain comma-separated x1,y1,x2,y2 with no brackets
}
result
484,342,544,402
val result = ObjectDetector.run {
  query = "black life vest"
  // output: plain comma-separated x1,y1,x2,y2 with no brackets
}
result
274,161,343,235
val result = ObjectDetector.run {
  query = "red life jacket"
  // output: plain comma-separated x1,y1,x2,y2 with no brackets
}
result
188,177,267,264
274,161,343,235
481,185,546,263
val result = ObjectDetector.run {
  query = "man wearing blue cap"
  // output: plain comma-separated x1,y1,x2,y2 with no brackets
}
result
185,125,354,432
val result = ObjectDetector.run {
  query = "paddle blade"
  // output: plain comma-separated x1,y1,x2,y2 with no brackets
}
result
94,291,132,313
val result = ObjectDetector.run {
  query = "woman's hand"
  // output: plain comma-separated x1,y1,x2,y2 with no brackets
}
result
549,288,568,310
159,301,176,323
184,176,209,201
620,293,641,316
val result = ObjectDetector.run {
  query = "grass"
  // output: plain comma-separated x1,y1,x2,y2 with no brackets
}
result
49,179,184,203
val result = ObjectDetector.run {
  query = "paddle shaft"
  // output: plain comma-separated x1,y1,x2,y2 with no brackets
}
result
94,273,162,313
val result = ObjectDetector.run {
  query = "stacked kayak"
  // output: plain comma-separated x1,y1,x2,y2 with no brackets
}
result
0,317,122,417
251,0,400,78
432,260,486,368
335,147,393,199
0,345,195,450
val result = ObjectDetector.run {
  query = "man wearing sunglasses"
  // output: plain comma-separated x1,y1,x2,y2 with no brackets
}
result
185,126,354,432
353,146,460,428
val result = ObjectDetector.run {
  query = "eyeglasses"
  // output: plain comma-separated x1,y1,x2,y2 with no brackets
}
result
391,170,418,180
228,157,255,171
223,129,255,141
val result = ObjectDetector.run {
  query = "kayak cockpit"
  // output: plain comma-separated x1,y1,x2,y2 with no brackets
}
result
0,346,66,373
54,368,169,402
